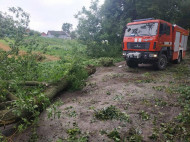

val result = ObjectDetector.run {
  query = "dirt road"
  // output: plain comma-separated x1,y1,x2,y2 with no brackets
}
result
11,58,189,142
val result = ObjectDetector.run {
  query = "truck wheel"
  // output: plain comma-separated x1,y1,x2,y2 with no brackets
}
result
155,54,167,70
127,60,138,68
174,52,182,64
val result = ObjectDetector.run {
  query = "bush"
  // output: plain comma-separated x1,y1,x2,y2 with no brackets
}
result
85,41,121,58
99,57,114,67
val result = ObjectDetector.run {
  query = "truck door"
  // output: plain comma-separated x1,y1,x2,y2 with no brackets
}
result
159,22,172,58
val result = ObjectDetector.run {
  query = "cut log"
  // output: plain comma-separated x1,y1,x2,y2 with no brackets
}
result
1,80,49,87
0,79,68,126
7,92,18,101
21,81,49,87
0,101,14,110
0,109,17,126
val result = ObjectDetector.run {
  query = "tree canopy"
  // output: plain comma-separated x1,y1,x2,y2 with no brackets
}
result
62,23,73,34
76,0,190,46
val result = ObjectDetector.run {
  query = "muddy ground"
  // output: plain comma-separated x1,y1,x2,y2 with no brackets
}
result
6,56,189,142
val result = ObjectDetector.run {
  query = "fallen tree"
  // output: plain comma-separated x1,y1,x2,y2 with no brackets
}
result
0,79,67,126
0,65,96,127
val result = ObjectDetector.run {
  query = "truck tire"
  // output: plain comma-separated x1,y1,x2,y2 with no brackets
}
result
127,60,138,68
154,54,167,70
174,52,182,64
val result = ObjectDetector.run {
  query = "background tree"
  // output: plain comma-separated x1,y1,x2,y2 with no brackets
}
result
70,31,77,39
62,23,73,34
75,0,102,42
0,7,30,55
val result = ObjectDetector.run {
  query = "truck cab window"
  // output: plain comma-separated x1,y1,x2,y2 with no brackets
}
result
159,23,170,35
125,23,158,37
166,25,170,35
159,23,164,35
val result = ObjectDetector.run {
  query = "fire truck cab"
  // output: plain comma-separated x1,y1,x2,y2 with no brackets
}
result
123,18,189,70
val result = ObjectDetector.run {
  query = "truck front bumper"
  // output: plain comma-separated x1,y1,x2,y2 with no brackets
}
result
123,51,159,64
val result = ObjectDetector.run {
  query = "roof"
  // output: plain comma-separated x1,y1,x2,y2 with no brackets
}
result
47,31,69,36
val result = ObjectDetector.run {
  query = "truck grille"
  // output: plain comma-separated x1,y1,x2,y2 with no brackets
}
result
127,42,150,50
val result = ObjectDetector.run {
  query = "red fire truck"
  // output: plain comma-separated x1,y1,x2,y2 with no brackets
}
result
123,18,189,70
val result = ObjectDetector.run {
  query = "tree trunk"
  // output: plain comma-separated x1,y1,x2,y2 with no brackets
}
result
0,101,14,110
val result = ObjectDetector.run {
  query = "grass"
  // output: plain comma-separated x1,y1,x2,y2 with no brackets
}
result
0,36,123,69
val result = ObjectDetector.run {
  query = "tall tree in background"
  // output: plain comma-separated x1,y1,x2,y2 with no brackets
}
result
177,0,190,29
0,7,30,54
75,0,102,42
135,0,181,23
62,23,73,34
100,0,131,43
75,0,121,58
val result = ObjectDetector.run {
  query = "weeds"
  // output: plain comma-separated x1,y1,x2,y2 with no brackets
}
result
106,91,111,95
154,98,167,107
139,111,150,121
136,78,153,83
64,123,88,142
94,105,130,121
102,128,143,142
149,128,159,140
150,85,190,141
46,99,63,119
153,86,166,91
107,129,121,142
99,57,114,67
68,110,77,118
113,94,124,101
125,128,143,142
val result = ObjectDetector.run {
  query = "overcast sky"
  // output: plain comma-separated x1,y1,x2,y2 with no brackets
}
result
0,0,104,33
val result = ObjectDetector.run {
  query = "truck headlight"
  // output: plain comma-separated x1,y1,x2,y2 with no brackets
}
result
123,51,127,56
149,54,158,58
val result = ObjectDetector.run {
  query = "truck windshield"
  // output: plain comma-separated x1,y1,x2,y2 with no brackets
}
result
125,22,158,37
